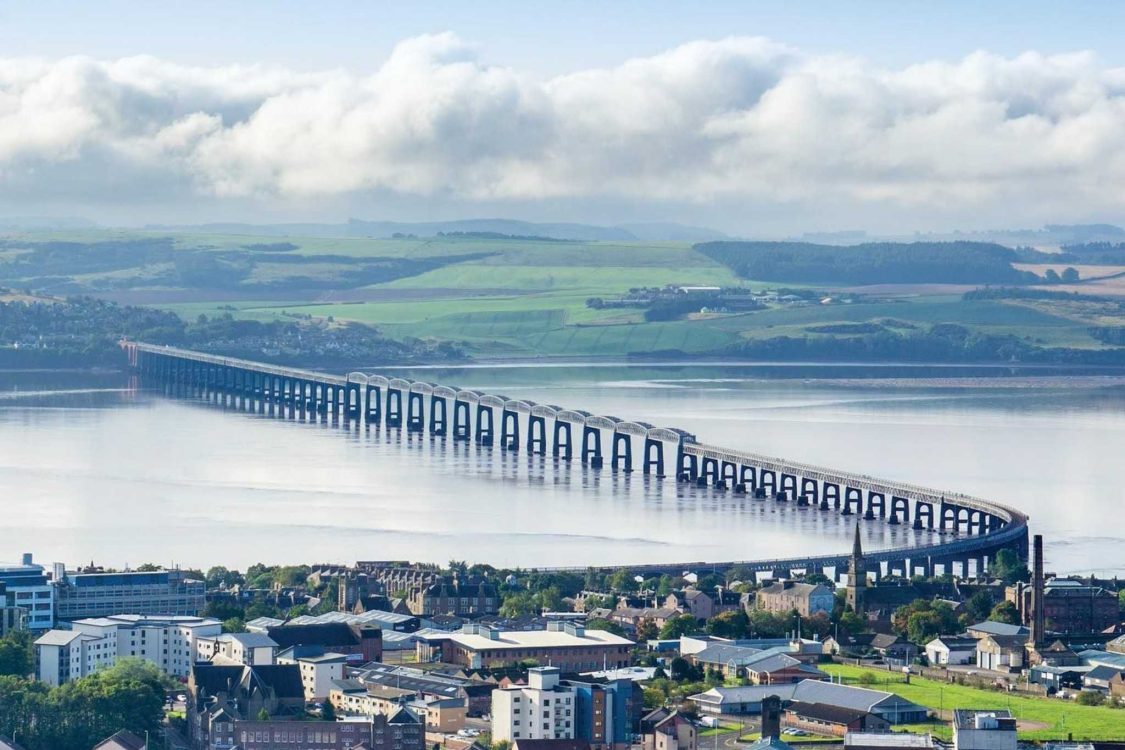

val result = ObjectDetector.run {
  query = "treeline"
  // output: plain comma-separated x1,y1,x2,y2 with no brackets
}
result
1055,242,1125,264
0,296,464,367
718,324,1125,365
0,660,166,750
696,241,1038,284
963,287,1119,304
0,238,488,293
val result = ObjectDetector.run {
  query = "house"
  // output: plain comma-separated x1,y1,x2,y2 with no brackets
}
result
755,581,835,617
665,589,739,620
640,708,696,750
608,607,680,633
276,646,347,700
782,702,891,736
975,635,1028,672
952,710,1016,750
690,644,826,683
91,731,147,750
925,637,977,666
869,634,917,665
1082,665,1125,693
408,575,498,617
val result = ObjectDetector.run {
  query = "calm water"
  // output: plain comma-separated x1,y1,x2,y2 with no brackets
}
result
1,364,1123,575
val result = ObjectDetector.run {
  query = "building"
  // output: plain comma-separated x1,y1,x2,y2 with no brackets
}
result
845,733,936,750
1108,634,1125,655
0,555,53,630
348,661,495,717
187,662,307,747
664,589,739,620
952,710,1016,750
924,637,977,666
514,741,592,750
196,632,278,665
755,581,834,617
265,622,382,664
975,635,1028,672
689,681,927,724
491,667,577,744
35,613,221,685
416,621,633,671
1009,578,1120,636
276,646,347,700
689,643,827,683
1082,665,1125,693
0,737,26,750
212,709,423,750
92,730,147,750
640,709,696,750
846,525,866,616
407,575,498,617
562,674,637,750
53,566,205,622
782,702,891,736
964,622,1029,640
0,583,27,635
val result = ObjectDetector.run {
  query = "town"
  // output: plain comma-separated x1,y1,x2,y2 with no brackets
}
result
1,529,1123,750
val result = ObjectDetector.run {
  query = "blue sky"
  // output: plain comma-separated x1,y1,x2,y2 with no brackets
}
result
1,1,1124,233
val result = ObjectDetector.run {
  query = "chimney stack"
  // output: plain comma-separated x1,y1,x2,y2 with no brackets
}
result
1031,535,1045,648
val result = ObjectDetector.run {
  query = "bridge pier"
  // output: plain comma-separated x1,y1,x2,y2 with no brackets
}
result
679,451,698,482
842,486,862,516
386,388,403,427
643,437,664,477
345,382,361,420
430,395,447,436
800,477,818,507
779,473,797,502
611,431,632,472
740,465,756,493
822,482,839,511
501,408,520,450
475,404,494,446
553,420,572,459
760,469,776,497
700,457,719,486
528,414,546,453
407,391,425,432
365,385,381,423
865,491,885,520
581,425,602,465
452,400,471,440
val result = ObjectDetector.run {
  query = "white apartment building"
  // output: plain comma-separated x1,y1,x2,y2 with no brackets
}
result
491,666,576,744
276,647,347,700
196,632,279,666
35,614,221,686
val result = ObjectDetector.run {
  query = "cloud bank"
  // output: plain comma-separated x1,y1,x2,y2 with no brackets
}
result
2,33,1125,228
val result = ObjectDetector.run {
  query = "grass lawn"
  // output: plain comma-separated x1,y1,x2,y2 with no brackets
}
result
822,664,1125,741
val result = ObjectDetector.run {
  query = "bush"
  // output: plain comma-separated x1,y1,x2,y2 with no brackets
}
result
1076,690,1105,706
858,671,879,686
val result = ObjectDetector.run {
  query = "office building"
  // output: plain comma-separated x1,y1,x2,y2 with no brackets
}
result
0,555,53,630
53,566,205,622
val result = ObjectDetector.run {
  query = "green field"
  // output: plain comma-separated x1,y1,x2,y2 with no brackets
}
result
822,664,1124,741
2,229,1120,361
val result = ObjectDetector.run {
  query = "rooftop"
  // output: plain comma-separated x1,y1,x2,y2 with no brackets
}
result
844,732,934,748
446,628,633,650
74,614,220,628
967,621,1030,637
953,709,1015,730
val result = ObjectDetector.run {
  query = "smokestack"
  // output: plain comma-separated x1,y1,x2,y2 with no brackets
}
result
761,695,782,739
1031,535,1045,648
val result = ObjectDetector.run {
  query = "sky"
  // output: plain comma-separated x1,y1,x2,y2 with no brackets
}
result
2,1,1125,235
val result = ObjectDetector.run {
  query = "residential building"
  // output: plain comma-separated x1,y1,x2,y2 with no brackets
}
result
664,589,739,620
416,621,633,671
347,661,495,716
491,667,577,744
640,709,696,750
755,581,834,617
35,614,221,685
264,621,382,664
952,710,1016,750
782,702,891,736
924,637,977,666
0,555,54,630
53,566,205,622
689,643,827,683
196,632,278,665
975,635,1028,672
868,634,918,666
276,646,347,700
92,730,147,750
407,575,498,617
563,674,637,750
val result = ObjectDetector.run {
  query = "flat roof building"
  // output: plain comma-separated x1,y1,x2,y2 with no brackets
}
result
54,567,205,622
952,710,1016,750
0,555,53,630
417,622,633,671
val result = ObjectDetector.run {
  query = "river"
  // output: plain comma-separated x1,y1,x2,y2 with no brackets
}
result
0,363,1122,576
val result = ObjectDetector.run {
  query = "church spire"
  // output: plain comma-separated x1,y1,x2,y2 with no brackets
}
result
852,522,863,559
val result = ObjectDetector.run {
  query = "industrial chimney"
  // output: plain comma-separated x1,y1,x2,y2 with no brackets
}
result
1031,534,1045,648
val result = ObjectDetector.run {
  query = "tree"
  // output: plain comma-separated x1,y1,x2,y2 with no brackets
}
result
257,707,271,720
962,590,994,625
655,575,674,599
706,610,749,639
321,700,336,720
1061,267,1080,283
989,601,1020,625
669,656,701,682
222,617,248,634
608,569,638,593
659,614,701,639
585,619,626,637
893,599,959,643
0,631,32,677
1119,590,1125,618
636,618,659,643
1043,269,1061,284
990,549,1030,585
499,591,537,618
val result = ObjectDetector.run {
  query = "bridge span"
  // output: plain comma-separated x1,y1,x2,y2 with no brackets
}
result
123,341,1029,579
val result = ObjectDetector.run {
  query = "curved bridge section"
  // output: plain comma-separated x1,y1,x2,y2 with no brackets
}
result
123,342,1029,578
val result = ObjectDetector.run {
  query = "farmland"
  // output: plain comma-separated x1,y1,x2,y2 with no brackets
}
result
2,229,1125,363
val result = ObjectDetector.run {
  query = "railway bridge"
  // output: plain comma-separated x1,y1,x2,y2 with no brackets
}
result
123,341,1029,578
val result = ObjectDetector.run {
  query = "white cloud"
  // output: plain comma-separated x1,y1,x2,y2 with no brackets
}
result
2,34,1125,227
